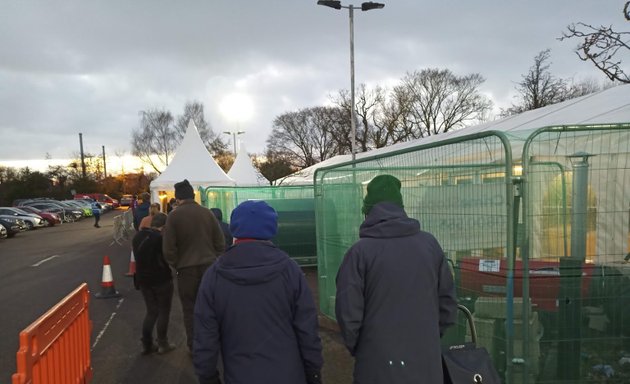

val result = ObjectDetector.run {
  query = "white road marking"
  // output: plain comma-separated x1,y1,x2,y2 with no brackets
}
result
92,297,125,350
31,255,60,267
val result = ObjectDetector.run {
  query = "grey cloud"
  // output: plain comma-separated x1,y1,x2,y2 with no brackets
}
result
0,0,623,163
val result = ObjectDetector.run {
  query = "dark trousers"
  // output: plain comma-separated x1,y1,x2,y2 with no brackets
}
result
93,212,100,226
140,280,174,346
177,264,211,350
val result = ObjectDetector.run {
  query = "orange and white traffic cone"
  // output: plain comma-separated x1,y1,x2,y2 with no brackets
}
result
125,250,136,276
95,255,121,299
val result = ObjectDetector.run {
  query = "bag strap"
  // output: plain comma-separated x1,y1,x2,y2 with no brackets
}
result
457,304,477,345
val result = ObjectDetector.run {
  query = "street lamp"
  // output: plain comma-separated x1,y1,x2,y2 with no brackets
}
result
223,130,245,157
318,1,385,161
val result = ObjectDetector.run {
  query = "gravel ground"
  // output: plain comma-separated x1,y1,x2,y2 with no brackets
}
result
303,267,354,384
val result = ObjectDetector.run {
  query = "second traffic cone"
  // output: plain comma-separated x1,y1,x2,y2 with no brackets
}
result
125,250,136,276
95,255,121,299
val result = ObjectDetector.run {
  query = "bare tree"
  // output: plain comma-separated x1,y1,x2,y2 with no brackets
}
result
559,3,630,84
255,150,295,184
502,49,603,116
399,69,492,138
132,108,177,174
331,84,420,151
503,49,566,115
332,85,389,153
564,77,604,99
328,70,490,155
133,102,225,174
267,106,345,168
174,101,227,155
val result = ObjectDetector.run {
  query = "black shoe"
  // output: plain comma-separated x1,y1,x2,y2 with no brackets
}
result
141,344,158,355
157,343,176,354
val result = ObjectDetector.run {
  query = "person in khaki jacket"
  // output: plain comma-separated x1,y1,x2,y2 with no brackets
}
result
162,179,225,352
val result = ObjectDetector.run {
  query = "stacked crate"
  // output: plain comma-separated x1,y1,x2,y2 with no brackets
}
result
472,297,542,384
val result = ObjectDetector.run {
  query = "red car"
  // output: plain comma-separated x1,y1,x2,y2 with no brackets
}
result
17,205,62,226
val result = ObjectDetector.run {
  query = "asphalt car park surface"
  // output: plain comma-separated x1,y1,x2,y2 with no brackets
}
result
0,210,354,383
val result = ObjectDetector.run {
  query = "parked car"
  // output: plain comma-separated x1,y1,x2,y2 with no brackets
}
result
74,193,119,209
0,207,46,229
0,223,7,239
0,216,25,236
62,200,93,217
17,205,62,226
120,194,134,207
19,201,81,223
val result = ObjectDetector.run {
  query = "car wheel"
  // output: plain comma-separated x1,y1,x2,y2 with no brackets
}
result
26,221,34,230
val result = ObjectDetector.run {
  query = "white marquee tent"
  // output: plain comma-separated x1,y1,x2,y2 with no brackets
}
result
227,143,268,186
149,120,234,202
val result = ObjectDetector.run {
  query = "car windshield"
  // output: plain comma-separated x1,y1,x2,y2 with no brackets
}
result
56,201,79,209
29,203,64,211
12,208,32,215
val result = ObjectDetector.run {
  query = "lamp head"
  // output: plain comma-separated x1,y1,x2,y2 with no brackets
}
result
317,0,342,9
361,1,385,11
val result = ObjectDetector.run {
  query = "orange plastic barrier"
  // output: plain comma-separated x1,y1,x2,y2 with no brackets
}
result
12,283,93,384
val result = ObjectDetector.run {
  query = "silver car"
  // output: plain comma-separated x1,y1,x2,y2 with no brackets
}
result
0,207,46,230
0,216,27,233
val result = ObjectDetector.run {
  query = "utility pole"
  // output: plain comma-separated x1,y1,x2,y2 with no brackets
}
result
79,133,86,178
102,145,107,178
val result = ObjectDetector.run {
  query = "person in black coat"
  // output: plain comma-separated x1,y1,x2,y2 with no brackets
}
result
335,174,458,384
133,192,151,231
210,208,233,248
194,200,323,384
132,212,176,355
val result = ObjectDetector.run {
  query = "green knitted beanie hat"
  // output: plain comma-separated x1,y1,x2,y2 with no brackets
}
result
362,174,404,215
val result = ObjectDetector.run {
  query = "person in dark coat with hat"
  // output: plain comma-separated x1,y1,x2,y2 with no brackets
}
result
132,212,176,355
163,179,226,352
210,208,233,248
133,192,151,231
193,200,323,384
335,174,458,384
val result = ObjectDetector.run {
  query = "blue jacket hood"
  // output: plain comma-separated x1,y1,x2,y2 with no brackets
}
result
359,202,420,239
216,242,290,285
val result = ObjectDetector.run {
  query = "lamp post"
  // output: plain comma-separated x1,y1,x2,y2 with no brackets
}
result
317,1,384,162
223,130,245,157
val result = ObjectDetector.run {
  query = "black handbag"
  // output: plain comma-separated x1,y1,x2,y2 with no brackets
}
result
442,304,501,384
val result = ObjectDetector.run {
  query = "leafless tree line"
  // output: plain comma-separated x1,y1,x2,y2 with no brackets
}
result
268,69,493,168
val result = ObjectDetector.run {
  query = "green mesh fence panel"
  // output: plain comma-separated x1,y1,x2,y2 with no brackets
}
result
522,125,630,383
315,124,630,383
199,185,316,266
315,132,519,380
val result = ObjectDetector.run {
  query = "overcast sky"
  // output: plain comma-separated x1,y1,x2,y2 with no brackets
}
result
0,1,626,170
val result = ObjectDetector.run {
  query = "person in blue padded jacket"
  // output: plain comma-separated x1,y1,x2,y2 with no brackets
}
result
193,200,323,384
